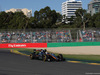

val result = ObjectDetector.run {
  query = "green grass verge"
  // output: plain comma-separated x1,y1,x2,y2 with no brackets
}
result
9,48,100,63
63,54,100,62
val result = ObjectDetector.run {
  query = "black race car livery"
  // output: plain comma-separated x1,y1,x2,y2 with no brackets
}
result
30,49,65,62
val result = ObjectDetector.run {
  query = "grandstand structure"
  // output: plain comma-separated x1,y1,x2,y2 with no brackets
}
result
0,29,100,43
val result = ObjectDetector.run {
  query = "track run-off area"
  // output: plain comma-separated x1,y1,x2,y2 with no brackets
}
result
0,49,100,75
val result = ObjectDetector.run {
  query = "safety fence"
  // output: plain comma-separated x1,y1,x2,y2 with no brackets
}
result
0,28,100,43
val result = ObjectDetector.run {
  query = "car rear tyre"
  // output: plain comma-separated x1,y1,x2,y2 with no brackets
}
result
58,54,63,61
30,53,36,59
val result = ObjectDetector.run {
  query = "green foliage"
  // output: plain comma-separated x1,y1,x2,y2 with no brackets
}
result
0,7,100,29
33,6,60,28
0,11,9,29
0,11,30,29
63,55,100,62
75,9,86,17
60,8,100,29
93,13,100,27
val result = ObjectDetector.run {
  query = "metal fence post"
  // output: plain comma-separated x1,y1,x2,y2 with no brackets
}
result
77,31,79,42
92,31,94,42
46,31,47,43
79,30,83,42
69,30,72,42
31,31,33,43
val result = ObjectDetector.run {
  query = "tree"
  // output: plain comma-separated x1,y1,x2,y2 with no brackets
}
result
93,13,100,27
87,15,94,28
29,17,36,28
75,9,91,30
33,6,60,28
0,11,9,29
0,6,62,29
62,15,67,24
67,16,75,25
56,13,62,23
83,13,91,28
7,12,30,30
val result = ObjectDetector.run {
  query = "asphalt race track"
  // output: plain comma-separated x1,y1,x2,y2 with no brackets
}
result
0,49,100,75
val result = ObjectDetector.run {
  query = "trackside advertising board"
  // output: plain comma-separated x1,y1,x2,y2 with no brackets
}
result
0,43,47,48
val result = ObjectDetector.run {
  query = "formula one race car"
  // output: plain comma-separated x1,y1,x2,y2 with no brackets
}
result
30,49,65,62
